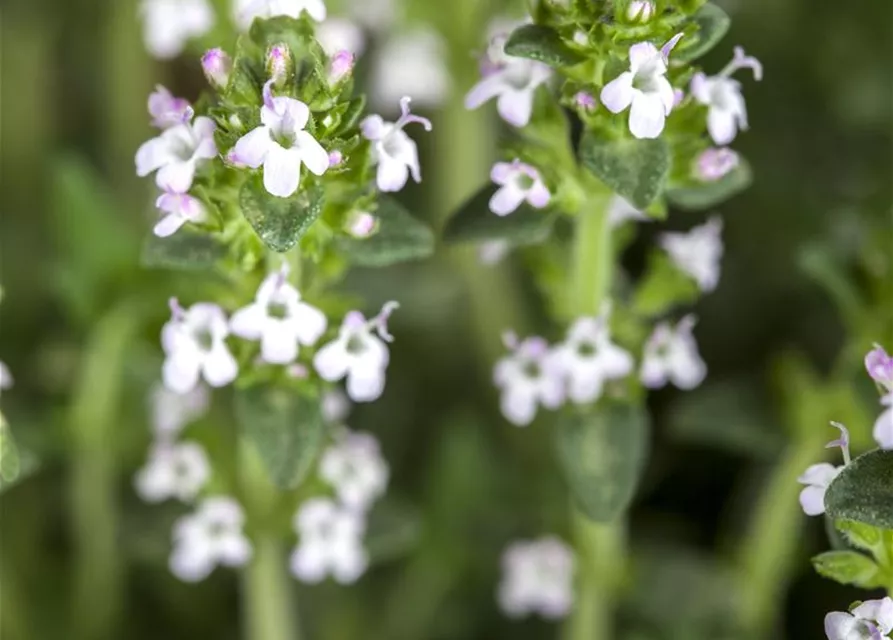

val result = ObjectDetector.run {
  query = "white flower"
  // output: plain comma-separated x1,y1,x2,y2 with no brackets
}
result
162,299,239,393
290,498,368,584
497,537,574,619
313,302,398,402
825,598,893,640
361,97,432,193
140,0,214,59
600,34,683,139
691,46,763,145
874,394,893,450
489,160,550,216
0,361,13,391
494,333,565,427
232,82,329,198
608,195,649,227
170,496,252,582
234,0,326,30
696,147,740,182
316,18,366,56
478,240,510,266
321,388,351,423
797,463,842,516
153,190,208,238
465,33,551,128
553,315,634,405
136,116,218,193
640,315,707,390
320,430,388,511
149,383,210,439
148,86,194,130
135,441,210,503
230,265,327,365
659,217,724,293
371,29,451,110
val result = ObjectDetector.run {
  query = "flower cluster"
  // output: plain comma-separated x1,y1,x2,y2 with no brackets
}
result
826,597,893,640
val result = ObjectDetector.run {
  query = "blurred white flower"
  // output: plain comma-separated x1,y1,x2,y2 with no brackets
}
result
797,463,842,516
290,498,367,584
316,18,366,56
553,315,634,405
140,0,214,60
660,217,724,293
361,97,432,193
371,29,450,110
494,333,565,427
320,430,388,511
321,388,351,424
640,315,707,390
162,299,239,393
147,86,194,130
230,264,327,365
313,302,398,402
825,597,893,640
154,190,208,238
135,441,210,503
691,46,762,145
136,115,217,193
489,160,550,216
234,0,326,30
607,195,648,227
170,496,252,581
149,383,210,439
498,536,574,619
0,361,13,390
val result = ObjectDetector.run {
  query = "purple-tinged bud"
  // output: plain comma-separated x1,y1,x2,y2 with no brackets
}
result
266,43,292,87
328,150,344,167
287,364,309,379
202,48,232,89
347,212,377,238
328,50,354,85
866,344,893,392
626,0,656,23
696,147,740,182
574,91,596,111
673,88,685,107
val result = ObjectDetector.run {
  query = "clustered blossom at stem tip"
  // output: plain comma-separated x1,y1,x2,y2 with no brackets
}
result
498,537,574,619
691,46,763,145
489,160,550,216
162,299,239,394
290,498,367,584
825,597,893,640
659,217,724,293
232,81,329,198
361,97,432,193
170,496,252,582
233,0,327,31
136,112,217,194
135,441,210,503
140,0,214,60
465,32,551,128
600,33,683,139
640,315,707,391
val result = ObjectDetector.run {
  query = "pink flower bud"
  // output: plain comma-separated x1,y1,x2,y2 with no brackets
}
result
574,92,596,111
328,50,354,85
696,147,740,182
266,44,292,86
347,212,377,238
328,150,344,167
202,48,232,89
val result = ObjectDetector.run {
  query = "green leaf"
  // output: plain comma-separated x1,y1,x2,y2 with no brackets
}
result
504,24,585,68
834,519,886,555
340,197,435,267
443,185,555,246
141,228,227,270
0,415,20,486
364,500,422,565
666,160,752,211
234,386,325,490
825,449,893,529
580,133,670,210
812,551,882,588
632,251,700,317
554,403,650,522
239,176,324,252
674,4,731,63
248,15,315,53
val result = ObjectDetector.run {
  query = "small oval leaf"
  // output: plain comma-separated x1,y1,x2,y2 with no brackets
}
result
811,550,882,588
554,403,650,522
825,449,893,529
674,4,731,63
141,228,227,270
341,197,435,267
235,386,325,489
239,176,324,253
443,185,555,246
666,160,752,211
504,24,585,68
580,133,670,210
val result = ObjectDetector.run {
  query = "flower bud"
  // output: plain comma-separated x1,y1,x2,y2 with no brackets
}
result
696,147,740,182
347,212,377,238
574,92,596,111
328,150,344,168
626,0,656,23
266,43,292,87
328,50,354,85
201,48,232,89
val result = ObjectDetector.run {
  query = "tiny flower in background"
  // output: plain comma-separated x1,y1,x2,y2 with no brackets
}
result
314,302,399,402
691,46,763,145
290,498,368,584
574,91,596,111
162,299,239,393
371,29,451,110
136,115,218,193
320,430,389,511
230,264,327,365
494,333,565,427
488,160,550,216
328,50,355,85
148,86,194,130
866,344,893,392
327,150,344,168
233,81,329,198
465,33,551,128
640,315,707,390
0,361,13,391
825,597,893,640
600,34,683,139
361,97,432,193
316,18,366,56
659,217,724,293
346,211,377,238
170,496,252,582
135,441,210,503
202,48,233,89
797,463,842,516
696,147,740,182
478,240,511,266
140,0,214,60
149,383,210,439
607,195,648,227
497,537,574,620
322,388,351,424
266,43,292,87
154,190,208,238
553,315,634,404
234,0,327,30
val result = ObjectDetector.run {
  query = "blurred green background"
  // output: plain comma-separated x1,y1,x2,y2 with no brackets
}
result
1,0,891,638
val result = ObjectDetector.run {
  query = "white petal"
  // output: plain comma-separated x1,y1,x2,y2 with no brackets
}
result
874,407,893,450
464,74,508,110
170,544,215,582
489,184,526,216
490,161,514,185
229,303,268,340
360,115,385,141
500,384,538,427
163,354,202,393
599,72,634,114
707,108,738,145
376,157,410,192
597,343,634,380
201,345,238,387
667,339,706,390
526,181,550,209
263,145,302,198
292,302,327,345
331,545,368,584
260,322,299,364
136,136,174,176
628,42,659,72
290,544,328,583
496,89,534,127
797,463,839,487
216,534,253,567
640,353,668,389
798,484,827,516
156,160,196,193
568,370,603,404
314,340,351,381
153,213,187,238
346,365,386,402
855,598,893,635
233,126,273,168
628,92,667,139
824,612,858,640
294,131,329,176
